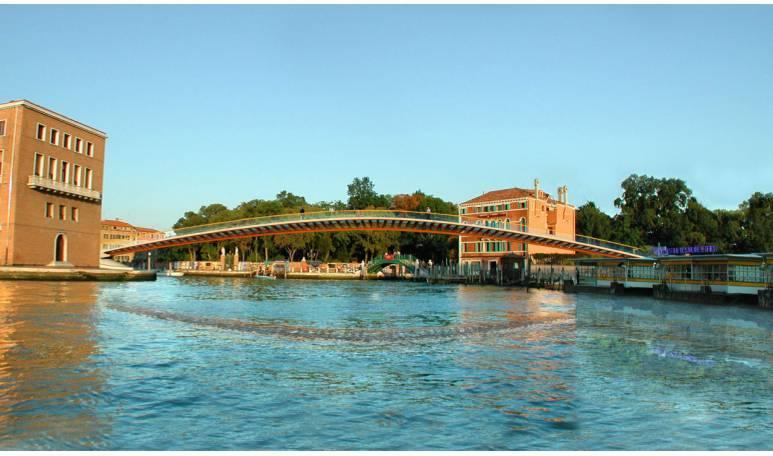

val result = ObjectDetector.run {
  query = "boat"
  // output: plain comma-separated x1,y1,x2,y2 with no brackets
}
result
255,274,276,280
165,270,184,277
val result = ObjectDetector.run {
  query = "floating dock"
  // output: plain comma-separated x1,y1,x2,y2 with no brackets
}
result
181,270,255,278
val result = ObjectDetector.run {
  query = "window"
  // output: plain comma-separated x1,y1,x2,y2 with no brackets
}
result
50,128,60,145
86,142,94,157
74,137,83,153
34,153,45,176
59,205,66,220
667,264,692,280
60,161,69,183
85,168,93,189
47,157,57,180
73,164,81,186
63,133,72,149
0,120,5,136
729,265,764,283
37,124,46,140
71,207,79,222
45,202,54,218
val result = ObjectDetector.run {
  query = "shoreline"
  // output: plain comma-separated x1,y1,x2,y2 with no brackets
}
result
0,266,156,282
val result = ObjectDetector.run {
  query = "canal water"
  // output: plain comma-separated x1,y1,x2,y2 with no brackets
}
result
0,278,770,450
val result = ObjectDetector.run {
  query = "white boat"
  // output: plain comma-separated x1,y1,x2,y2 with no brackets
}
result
255,274,276,280
165,271,184,277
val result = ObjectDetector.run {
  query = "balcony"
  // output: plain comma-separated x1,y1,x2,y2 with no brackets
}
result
27,175,102,203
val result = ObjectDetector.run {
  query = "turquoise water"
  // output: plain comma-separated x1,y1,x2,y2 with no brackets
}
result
0,278,770,450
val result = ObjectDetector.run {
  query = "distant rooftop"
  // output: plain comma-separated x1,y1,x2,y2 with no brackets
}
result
102,219,134,228
134,226,162,233
461,187,556,206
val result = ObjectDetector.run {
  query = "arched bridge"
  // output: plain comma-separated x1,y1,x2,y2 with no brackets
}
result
104,210,645,259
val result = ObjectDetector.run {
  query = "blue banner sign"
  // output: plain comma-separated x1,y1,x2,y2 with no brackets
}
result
652,245,717,256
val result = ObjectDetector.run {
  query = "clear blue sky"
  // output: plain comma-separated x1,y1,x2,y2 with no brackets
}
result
3,5,771,229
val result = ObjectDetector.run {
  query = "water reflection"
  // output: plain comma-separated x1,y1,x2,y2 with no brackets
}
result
0,279,769,450
0,281,106,449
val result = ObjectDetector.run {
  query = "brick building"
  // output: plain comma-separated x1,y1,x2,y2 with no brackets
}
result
458,179,576,274
0,100,106,268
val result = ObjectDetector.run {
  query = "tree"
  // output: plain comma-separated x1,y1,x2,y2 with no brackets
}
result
347,177,391,209
276,191,308,209
274,233,312,261
683,198,718,246
576,202,613,240
714,209,744,253
612,174,693,247
304,233,334,262
391,190,458,261
352,231,400,262
199,243,219,261
737,192,773,253
232,199,284,218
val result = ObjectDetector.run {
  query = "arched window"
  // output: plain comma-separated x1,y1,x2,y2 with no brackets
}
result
519,217,527,232
505,218,511,230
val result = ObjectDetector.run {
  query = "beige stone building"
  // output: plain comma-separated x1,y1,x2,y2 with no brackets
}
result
0,100,106,268
100,219,163,263
101,219,136,263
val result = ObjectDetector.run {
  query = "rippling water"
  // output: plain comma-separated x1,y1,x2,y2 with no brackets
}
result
0,278,769,450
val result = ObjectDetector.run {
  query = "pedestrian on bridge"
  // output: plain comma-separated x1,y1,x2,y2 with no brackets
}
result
300,207,305,220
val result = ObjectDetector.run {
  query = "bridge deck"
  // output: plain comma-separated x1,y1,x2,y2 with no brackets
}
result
105,210,645,259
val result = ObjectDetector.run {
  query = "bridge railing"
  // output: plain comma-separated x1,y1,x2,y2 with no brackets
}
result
574,235,643,256
172,210,462,237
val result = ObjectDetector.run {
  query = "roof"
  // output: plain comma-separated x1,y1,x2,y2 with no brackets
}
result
657,254,766,262
461,187,556,205
101,219,134,228
572,257,656,264
0,99,107,138
134,226,162,233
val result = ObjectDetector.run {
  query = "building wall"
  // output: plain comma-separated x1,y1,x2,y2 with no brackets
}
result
526,197,575,255
0,102,106,268
0,106,21,265
459,189,576,270
101,222,137,263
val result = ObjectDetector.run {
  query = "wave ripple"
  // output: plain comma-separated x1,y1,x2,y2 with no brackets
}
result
106,304,572,344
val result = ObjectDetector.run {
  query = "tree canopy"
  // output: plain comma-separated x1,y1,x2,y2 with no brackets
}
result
577,174,770,254
165,177,458,263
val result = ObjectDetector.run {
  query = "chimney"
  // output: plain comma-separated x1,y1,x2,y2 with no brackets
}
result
557,187,563,203
563,186,569,204
534,178,540,199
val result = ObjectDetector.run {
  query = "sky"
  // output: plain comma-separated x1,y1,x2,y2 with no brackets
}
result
2,5,771,229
